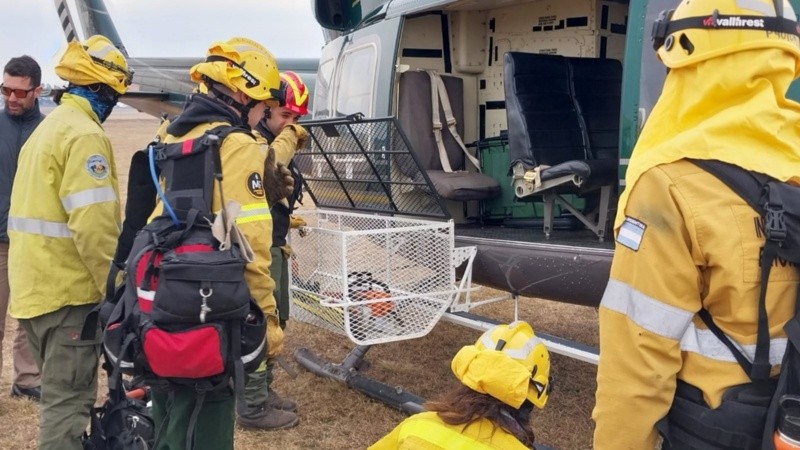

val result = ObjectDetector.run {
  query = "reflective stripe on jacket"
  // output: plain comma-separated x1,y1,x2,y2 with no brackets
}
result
592,160,799,450
8,94,121,319
368,411,530,450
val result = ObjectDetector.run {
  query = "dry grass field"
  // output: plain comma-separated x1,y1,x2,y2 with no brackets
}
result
0,108,599,450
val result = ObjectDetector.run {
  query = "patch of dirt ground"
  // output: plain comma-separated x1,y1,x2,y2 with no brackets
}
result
0,108,599,450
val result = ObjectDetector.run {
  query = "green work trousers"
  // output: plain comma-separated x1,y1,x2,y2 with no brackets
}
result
19,303,100,450
240,246,286,413
242,358,276,412
270,246,289,329
151,387,235,450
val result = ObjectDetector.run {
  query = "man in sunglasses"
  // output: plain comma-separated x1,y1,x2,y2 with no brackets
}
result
7,35,130,450
0,55,43,403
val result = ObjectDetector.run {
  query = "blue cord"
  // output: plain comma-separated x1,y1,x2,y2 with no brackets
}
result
148,143,181,228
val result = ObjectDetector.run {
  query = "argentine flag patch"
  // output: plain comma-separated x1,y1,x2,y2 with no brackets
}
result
617,217,646,251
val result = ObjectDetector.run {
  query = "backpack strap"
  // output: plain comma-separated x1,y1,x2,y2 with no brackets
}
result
426,70,481,173
691,159,784,381
113,125,251,268
116,149,161,267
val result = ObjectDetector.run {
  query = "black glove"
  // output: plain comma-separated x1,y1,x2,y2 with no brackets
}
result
263,146,294,205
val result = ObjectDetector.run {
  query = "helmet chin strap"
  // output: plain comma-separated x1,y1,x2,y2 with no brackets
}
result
205,78,256,126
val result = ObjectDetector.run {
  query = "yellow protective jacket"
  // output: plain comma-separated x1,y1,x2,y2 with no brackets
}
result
369,411,530,450
253,123,304,166
593,49,800,449
154,94,283,356
8,93,121,319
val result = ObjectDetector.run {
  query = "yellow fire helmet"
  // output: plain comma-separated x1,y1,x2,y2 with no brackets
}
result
652,0,800,74
451,321,552,409
190,37,281,106
55,35,132,94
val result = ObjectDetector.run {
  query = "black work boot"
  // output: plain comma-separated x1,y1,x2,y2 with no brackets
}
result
266,388,297,412
10,384,41,402
237,402,299,431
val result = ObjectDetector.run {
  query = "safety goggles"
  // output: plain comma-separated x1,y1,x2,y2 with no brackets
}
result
90,55,134,87
0,85,35,98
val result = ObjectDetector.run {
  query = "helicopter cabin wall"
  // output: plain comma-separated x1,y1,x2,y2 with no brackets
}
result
471,0,628,139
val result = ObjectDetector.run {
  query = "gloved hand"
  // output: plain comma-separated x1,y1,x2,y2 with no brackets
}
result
263,146,295,206
286,124,308,150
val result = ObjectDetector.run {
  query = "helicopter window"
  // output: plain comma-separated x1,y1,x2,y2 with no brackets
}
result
313,58,335,118
335,42,378,117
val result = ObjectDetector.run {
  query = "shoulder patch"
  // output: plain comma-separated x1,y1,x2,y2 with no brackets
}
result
617,216,646,251
86,154,109,180
247,172,265,198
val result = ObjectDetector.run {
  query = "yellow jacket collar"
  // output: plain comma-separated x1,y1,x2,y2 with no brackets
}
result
60,92,101,125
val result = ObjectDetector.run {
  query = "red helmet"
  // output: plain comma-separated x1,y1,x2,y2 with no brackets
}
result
279,71,309,116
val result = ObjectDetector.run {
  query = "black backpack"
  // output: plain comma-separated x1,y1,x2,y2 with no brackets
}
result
96,124,267,448
659,160,800,450
83,368,155,450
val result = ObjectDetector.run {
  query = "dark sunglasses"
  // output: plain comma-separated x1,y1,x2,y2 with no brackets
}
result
0,85,35,98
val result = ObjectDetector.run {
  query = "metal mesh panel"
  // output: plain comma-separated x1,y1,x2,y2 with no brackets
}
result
289,210,461,345
294,116,448,219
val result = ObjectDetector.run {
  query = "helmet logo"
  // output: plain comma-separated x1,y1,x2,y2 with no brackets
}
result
236,61,260,89
240,69,259,88
702,15,765,29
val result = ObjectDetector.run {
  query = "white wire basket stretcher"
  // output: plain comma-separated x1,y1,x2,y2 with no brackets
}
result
289,210,476,345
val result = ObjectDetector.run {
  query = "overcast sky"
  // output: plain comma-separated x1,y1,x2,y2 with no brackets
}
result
0,0,325,86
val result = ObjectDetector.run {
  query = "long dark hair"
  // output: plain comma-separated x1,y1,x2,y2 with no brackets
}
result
425,384,536,447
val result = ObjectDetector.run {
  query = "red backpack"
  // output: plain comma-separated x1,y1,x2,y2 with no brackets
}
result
92,125,266,447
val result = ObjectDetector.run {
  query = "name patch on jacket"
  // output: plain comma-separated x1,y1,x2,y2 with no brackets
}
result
86,154,109,180
617,216,646,251
247,172,265,198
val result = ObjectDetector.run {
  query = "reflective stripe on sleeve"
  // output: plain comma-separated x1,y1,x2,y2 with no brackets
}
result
600,279,694,340
235,202,271,224
680,322,786,365
603,279,787,365
61,186,117,212
8,217,71,238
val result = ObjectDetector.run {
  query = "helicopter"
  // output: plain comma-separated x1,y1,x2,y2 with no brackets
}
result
51,0,800,415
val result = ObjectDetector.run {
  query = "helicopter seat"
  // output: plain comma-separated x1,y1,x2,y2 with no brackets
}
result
504,52,621,240
398,70,500,202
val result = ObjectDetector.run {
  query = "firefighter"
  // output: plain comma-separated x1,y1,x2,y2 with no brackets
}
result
239,71,309,429
7,35,130,450
369,321,552,449
592,0,800,448
147,37,295,448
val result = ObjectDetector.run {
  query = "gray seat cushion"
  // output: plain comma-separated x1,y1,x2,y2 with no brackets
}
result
426,170,501,202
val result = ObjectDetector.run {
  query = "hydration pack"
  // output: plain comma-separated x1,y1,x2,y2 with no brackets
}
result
659,160,800,450
95,125,266,446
